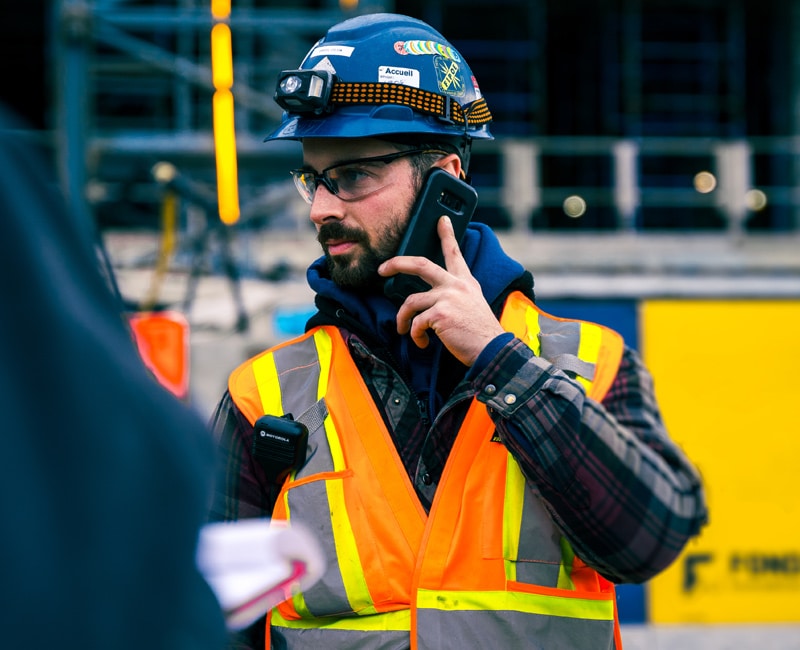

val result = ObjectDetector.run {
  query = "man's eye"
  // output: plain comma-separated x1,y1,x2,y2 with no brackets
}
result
335,166,372,185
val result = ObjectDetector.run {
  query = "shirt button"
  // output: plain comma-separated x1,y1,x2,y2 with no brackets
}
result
421,472,432,485
393,397,401,405
504,394,517,405
485,384,497,395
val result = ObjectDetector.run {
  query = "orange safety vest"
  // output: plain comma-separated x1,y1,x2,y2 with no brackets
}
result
228,291,625,649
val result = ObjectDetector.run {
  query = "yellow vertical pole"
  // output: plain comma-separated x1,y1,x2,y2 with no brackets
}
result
210,0,240,224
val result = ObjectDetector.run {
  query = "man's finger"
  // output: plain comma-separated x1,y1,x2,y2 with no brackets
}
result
438,215,469,274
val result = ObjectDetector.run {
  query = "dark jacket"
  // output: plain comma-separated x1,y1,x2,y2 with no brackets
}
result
0,105,226,649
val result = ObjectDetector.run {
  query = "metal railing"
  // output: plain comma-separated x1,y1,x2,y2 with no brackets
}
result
473,136,800,237
54,1,800,244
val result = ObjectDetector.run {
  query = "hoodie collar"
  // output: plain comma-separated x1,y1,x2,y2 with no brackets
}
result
307,221,526,342
306,222,528,416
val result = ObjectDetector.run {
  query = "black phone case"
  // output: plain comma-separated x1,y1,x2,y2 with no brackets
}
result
383,168,478,306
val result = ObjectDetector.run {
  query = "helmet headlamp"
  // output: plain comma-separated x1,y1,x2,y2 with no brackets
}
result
274,69,335,115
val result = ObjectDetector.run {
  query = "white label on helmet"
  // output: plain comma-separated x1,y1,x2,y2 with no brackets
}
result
310,45,354,58
312,57,337,75
378,66,420,88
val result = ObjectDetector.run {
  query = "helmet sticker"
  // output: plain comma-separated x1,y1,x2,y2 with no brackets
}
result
393,40,461,62
281,120,298,137
378,66,420,88
312,57,337,74
434,56,465,97
471,75,483,99
310,45,354,58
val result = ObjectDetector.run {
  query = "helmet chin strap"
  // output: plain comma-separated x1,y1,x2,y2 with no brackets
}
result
460,140,472,183
459,101,477,182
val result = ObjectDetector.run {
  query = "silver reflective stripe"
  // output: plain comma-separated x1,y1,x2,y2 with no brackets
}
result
538,316,581,359
269,338,350,617
284,477,350,616
272,337,321,419
514,488,563,585
273,626,410,650
416,609,615,650
272,339,335,476
537,316,597,380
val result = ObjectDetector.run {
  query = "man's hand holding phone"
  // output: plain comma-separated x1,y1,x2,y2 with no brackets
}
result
382,168,476,305
379,213,506,367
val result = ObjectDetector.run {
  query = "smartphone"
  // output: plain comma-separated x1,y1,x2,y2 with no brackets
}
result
383,168,478,306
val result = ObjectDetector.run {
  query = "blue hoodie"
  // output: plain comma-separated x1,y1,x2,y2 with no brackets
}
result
306,222,531,419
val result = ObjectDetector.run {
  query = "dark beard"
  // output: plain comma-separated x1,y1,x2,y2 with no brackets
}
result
318,220,404,291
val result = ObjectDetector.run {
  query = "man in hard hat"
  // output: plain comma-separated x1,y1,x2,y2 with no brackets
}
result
208,13,707,650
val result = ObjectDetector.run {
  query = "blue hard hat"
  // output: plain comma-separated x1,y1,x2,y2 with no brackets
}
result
264,13,493,143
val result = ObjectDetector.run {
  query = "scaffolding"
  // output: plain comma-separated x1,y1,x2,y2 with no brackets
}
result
51,0,800,288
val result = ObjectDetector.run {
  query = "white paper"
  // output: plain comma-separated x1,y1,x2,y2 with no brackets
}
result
196,519,325,630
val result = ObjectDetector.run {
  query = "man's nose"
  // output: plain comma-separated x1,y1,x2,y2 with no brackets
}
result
309,181,344,224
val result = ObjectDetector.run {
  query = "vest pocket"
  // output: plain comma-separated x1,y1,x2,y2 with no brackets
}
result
280,470,399,618
480,473,565,588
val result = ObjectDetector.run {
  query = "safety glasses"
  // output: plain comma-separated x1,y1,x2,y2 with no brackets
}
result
289,148,448,204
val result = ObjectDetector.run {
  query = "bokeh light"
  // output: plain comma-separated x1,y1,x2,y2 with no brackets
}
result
562,194,587,218
694,171,717,193
745,188,768,211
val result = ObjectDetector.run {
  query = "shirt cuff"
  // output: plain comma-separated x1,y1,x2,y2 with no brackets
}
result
466,331,516,380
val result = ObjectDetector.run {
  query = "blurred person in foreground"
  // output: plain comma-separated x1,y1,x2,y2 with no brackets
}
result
0,104,227,649
208,13,708,650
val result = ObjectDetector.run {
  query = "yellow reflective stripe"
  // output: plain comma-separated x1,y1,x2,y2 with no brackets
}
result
271,606,411,631
557,537,576,590
312,329,376,615
312,329,332,400
326,470,377,615
252,350,310,615
313,329,346,470
289,588,312,618
417,588,614,621
253,352,283,416
252,352,295,528
502,454,526,582
575,322,602,392
523,305,542,355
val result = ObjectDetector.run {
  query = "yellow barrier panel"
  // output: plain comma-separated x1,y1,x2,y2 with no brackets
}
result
641,299,800,623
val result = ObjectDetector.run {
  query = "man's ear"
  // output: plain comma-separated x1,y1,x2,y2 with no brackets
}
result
435,152,463,180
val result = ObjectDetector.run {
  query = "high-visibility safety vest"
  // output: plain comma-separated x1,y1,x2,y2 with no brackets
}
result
228,291,626,649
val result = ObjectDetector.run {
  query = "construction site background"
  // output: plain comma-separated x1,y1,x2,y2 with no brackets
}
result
6,1,800,647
